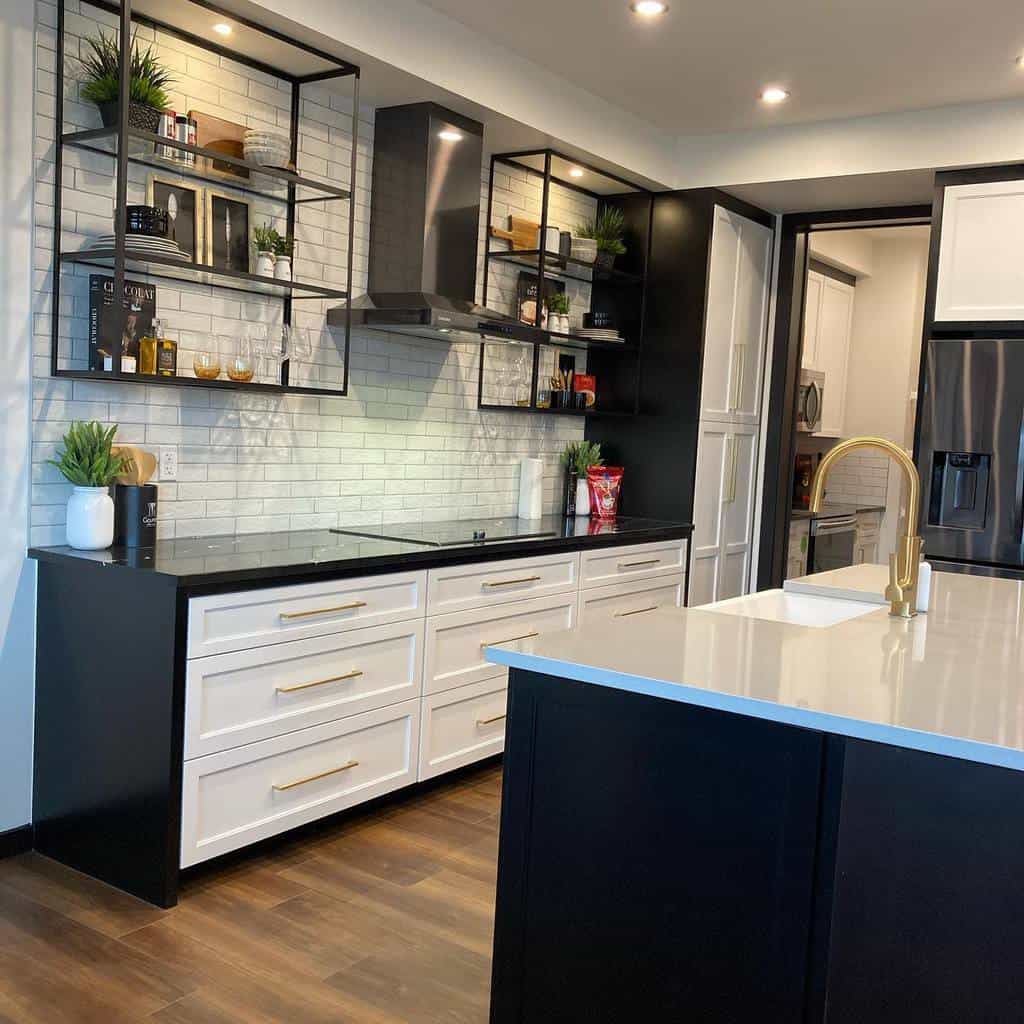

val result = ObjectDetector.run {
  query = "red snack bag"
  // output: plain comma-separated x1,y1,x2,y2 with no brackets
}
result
586,466,624,519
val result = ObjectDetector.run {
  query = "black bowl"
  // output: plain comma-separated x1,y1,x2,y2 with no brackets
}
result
126,205,168,237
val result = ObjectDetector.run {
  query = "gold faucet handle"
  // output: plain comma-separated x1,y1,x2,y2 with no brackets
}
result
885,552,904,604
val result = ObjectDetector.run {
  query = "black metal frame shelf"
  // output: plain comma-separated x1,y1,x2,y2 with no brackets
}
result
478,148,654,419
62,250,350,301
62,127,352,205
50,0,360,395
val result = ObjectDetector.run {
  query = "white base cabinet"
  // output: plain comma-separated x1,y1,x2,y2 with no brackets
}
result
181,537,688,866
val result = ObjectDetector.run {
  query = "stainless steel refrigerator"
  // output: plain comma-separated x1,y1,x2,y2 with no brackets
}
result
917,338,1024,580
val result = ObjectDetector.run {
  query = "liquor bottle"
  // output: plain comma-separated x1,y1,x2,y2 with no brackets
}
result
156,325,178,377
139,318,160,375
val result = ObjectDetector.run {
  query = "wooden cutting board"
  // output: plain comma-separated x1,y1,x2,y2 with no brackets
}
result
188,110,249,180
490,215,540,251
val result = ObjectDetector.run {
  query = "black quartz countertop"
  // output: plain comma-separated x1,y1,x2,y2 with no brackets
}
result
28,516,691,591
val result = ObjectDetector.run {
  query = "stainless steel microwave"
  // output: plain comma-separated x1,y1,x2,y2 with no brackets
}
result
796,369,825,433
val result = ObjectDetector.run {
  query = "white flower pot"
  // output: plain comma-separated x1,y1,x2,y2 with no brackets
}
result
66,486,114,550
255,251,275,276
273,255,292,280
574,477,590,517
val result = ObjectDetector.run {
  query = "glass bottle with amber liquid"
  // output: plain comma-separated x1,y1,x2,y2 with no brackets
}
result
141,319,178,376
139,318,160,375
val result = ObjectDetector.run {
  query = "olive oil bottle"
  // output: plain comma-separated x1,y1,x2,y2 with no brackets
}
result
138,318,160,375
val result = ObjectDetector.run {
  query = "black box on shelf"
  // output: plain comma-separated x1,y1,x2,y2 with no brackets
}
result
88,275,156,373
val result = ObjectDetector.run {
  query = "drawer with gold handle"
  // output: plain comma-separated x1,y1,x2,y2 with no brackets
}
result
419,679,509,781
181,700,419,867
184,620,423,758
578,575,685,625
424,592,576,696
581,540,687,589
187,570,426,658
426,553,579,614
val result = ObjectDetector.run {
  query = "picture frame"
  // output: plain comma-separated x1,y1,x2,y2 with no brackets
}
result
146,175,204,266
204,188,252,274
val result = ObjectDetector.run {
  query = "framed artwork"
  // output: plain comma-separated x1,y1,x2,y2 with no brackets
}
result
147,175,204,265
205,189,252,273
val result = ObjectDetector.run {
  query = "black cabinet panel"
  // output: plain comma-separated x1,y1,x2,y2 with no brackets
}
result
825,740,1024,1023
491,670,823,1023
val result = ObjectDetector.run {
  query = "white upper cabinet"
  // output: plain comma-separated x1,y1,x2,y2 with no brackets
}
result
934,179,1024,323
700,206,773,425
802,269,855,437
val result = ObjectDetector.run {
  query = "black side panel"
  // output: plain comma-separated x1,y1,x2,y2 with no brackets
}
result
586,190,716,520
33,563,184,907
490,669,823,1023
824,740,1024,1023
0,825,33,860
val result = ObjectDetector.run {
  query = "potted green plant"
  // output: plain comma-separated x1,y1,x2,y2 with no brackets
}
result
48,422,130,550
547,292,571,335
253,222,281,276
576,207,627,271
561,440,603,516
77,32,174,134
273,233,295,281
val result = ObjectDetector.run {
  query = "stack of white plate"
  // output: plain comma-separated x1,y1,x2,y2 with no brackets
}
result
91,234,190,262
244,129,290,168
577,328,624,342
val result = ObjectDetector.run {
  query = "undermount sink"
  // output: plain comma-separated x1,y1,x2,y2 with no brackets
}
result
701,588,880,628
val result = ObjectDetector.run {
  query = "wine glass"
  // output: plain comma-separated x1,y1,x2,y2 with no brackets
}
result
227,337,255,382
193,349,221,380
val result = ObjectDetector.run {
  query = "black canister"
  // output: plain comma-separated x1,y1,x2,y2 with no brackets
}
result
114,484,158,547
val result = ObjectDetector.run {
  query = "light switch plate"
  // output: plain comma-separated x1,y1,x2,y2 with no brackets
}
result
159,447,178,481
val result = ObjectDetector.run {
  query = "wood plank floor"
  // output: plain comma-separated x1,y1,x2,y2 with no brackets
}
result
0,762,502,1024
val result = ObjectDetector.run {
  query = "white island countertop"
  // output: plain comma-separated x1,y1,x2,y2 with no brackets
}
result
485,569,1024,772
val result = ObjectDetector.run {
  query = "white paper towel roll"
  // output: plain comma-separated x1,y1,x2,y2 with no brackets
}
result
517,457,543,519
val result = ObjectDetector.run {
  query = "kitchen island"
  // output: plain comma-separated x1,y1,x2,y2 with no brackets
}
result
484,569,1024,1023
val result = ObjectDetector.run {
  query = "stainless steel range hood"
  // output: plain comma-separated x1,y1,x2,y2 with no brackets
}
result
328,103,514,343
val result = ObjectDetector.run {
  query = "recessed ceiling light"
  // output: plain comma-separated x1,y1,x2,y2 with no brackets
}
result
1017,55,1024,67
568,167,584,178
630,0,668,16
213,22,232,36
438,129,463,142
760,86,790,104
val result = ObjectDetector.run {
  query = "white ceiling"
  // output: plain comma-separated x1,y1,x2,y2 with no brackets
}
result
726,169,936,213
417,0,1024,135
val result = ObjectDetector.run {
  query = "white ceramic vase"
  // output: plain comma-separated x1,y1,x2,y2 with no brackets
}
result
574,477,590,517
255,251,275,276
66,486,114,550
273,254,292,280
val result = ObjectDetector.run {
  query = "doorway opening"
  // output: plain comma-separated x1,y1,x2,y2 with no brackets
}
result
759,206,932,588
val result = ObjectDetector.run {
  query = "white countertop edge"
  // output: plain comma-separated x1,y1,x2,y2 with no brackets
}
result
485,646,1024,774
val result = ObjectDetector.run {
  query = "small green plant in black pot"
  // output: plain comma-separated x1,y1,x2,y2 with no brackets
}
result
77,32,174,133
577,207,627,271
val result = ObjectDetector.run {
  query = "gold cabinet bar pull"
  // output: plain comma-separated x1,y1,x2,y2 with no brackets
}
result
476,713,507,727
279,601,367,620
276,669,363,694
273,760,359,791
480,630,539,649
482,575,541,588
614,605,659,618
618,558,661,569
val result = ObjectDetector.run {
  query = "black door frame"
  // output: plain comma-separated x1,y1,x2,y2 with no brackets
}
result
758,204,933,590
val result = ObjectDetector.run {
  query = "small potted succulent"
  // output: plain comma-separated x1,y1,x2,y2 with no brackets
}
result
273,233,295,281
576,207,627,271
77,32,174,134
253,222,281,277
547,292,571,335
561,440,603,517
48,422,130,550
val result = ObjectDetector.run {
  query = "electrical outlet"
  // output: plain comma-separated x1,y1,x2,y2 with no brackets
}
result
159,447,178,481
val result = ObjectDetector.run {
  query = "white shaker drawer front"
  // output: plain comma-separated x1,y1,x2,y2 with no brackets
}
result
424,593,577,696
426,551,579,615
180,700,419,867
580,539,687,590
418,678,508,781
187,571,426,658
577,575,685,625
184,620,424,759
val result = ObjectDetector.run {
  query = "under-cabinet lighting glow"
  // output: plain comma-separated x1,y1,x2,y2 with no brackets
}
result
568,167,585,178
213,22,233,36
438,130,463,142
760,86,790,104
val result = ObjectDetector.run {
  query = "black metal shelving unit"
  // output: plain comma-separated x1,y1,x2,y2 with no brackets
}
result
51,0,360,396
478,148,654,417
